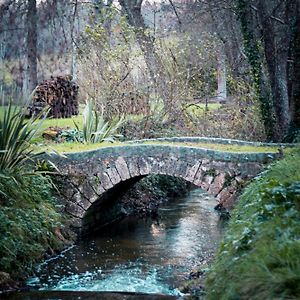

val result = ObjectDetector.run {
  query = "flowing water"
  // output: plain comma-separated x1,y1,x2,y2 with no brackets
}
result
25,188,223,297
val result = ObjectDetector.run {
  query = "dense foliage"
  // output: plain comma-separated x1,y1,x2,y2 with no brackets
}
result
120,175,192,218
0,104,66,282
0,175,64,279
206,149,300,299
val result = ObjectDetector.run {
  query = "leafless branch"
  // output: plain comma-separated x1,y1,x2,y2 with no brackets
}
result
168,0,182,27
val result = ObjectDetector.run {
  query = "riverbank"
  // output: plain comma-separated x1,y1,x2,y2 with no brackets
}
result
0,174,191,294
0,174,74,293
205,148,300,299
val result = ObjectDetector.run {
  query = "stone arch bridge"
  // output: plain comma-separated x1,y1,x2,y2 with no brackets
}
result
48,138,282,234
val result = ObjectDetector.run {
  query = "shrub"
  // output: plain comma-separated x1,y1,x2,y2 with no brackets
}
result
0,175,64,279
205,149,300,300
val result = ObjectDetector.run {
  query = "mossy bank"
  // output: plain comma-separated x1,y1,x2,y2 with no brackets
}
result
0,174,73,291
205,148,300,299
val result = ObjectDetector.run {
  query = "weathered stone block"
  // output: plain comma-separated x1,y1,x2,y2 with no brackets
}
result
185,161,201,183
200,175,214,191
127,157,140,177
90,176,106,196
106,166,121,185
209,173,226,196
115,157,130,181
146,156,162,173
217,188,237,209
173,159,189,179
139,157,151,175
65,202,85,218
98,172,113,190
67,217,82,228
193,167,204,186
72,192,91,210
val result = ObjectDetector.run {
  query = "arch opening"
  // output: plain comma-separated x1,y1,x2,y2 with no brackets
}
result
82,174,196,236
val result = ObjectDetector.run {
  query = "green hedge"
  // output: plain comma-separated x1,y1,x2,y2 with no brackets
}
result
0,175,64,279
206,149,300,300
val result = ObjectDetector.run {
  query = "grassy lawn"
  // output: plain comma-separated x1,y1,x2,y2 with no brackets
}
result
39,115,83,130
40,141,124,153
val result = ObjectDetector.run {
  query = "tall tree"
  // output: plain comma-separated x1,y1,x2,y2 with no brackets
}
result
237,0,300,141
287,0,300,138
118,0,160,84
25,0,38,97
118,0,184,123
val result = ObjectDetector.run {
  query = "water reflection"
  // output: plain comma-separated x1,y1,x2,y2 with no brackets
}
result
29,188,222,295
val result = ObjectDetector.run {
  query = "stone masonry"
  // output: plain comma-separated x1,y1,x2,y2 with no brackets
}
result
46,142,280,232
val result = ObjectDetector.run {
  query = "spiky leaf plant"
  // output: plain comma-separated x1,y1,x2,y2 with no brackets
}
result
0,104,45,175
74,100,124,144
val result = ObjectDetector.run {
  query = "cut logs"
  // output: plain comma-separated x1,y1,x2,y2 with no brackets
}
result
28,75,79,118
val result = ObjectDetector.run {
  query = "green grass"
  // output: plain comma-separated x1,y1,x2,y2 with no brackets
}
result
40,140,287,154
140,141,283,153
0,105,83,136
39,115,83,131
41,141,124,153
205,149,300,299
39,140,293,154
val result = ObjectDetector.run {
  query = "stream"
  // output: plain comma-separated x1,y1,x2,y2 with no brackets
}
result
5,188,223,299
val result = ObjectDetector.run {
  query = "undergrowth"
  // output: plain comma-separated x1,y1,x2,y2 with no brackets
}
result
205,149,300,299
0,175,65,280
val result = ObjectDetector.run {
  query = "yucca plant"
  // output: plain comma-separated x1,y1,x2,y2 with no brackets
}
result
74,100,124,144
0,104,45,175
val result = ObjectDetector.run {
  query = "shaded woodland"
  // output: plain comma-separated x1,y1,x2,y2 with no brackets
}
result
0,0,299,142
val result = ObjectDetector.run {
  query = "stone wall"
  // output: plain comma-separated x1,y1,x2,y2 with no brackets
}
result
47,143,278,233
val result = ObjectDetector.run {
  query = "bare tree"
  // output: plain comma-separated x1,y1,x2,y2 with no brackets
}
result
118,0,160,84
24,0,38,98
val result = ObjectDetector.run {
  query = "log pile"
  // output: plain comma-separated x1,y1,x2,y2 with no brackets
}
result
29,76,79,118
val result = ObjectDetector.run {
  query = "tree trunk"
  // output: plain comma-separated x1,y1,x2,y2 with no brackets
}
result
118,0,160,84
217,47,227,101
236,0,275,140
288,1,300,136
118,0,184,124
257,0,290,140
71,1,78,81
25,0,38,98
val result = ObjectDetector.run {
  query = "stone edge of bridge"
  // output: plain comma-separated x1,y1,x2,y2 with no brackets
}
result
127,136,299,148
46,144,280,164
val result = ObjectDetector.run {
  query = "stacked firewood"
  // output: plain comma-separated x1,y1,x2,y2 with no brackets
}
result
29,76,79,118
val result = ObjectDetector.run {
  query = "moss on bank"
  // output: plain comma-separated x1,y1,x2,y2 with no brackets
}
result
205,149,300,299
0,175,67,282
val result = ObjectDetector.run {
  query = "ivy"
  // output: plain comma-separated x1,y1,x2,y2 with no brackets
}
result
236,0,275,140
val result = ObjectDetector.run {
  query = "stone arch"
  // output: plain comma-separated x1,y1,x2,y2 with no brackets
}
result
60,153,259,233
45,143,273,232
